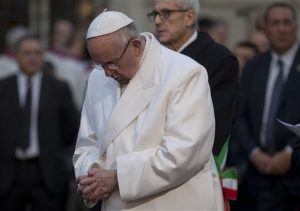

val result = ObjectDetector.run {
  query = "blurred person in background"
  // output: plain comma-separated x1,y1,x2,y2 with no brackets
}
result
0,33,79,211
45,19,90,110
249,30,270,54
231,2,300,210
249,15,270,54
148,0,239,156
48,19,76,58
198,17,229,46
233,40,258,78
0,25,29,79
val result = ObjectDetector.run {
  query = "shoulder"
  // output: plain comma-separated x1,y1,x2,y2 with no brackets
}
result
160,46,208,84
44,74,68,88
186,33,237,71
42,74,73,96
244,52,270,75
0,75,16,89
242,52,270,80
197,33,234,59
85,68,110,93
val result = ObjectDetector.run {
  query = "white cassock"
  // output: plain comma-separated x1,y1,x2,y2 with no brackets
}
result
73,33,224,211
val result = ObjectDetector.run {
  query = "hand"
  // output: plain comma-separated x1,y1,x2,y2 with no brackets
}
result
250,148,273,174
269,149,291,175
77,174,98,203
77,168,118,203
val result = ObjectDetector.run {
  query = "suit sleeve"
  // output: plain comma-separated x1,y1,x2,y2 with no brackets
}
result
232,62,258,156
117,67,215,201
209,56,239,155
292,140,300,175
60,82,80,146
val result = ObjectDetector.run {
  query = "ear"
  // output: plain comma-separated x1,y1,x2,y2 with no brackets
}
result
131,39,142,56
185,10,196,28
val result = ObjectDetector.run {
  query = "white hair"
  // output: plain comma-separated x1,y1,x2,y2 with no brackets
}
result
113,23,139,47
6,25,29,49
175,0,200,29
176,0,200,17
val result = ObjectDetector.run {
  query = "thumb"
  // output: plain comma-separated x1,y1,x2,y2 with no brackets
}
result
88,168,98,176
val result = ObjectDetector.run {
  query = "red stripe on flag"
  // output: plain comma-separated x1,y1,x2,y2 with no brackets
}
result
223,187,238,201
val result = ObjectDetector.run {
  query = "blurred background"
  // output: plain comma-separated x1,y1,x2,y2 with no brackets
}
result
1,0,300,51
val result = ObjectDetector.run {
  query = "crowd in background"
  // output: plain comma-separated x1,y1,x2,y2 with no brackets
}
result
0,1,299,211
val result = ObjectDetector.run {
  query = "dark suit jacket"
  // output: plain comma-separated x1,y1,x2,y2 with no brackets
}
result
181,32,239,155
0,73,79,195
292,140,300,175
233,46,300,194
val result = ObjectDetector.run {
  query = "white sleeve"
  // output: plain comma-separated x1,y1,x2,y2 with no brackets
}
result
73,71,101,178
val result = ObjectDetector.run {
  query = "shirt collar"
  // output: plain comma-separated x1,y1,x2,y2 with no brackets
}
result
177,31,198,53
18,70,42,82
271,42,299,67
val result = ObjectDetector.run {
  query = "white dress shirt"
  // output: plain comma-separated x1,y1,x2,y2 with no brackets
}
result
16,71,42,159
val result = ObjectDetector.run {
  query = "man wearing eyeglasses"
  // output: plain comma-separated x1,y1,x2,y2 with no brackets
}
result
148,0,239,156
73,10,224,211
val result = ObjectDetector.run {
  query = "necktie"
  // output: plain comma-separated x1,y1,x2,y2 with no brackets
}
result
265,60,285,151
19,78,32,150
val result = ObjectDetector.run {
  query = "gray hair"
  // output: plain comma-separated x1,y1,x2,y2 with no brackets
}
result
175,0,200,29
6,25,30,49
113,22,139,47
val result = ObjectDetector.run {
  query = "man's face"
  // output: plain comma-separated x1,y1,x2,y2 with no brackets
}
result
16,39,43,76
264,6,297,54
153,0,193,49
87,35,138,84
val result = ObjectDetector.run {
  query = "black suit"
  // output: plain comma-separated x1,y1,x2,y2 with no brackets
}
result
181,32,239,155
0,73,79,210
292,140,300,175
232,46,300,210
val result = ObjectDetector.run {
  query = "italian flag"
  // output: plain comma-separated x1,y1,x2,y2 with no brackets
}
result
214,138,238,211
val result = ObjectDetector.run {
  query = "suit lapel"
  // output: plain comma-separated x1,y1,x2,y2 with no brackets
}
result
256,53,272,122
10,76,20,110
101,33,160,154
279,46,300,104
38,74,49,116
182,32,212,56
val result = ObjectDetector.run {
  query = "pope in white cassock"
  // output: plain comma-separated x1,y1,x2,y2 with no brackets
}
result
73,10,224,211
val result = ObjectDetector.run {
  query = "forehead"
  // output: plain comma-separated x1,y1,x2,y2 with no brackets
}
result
154,0,178,9
18,39,41,51
87,35,118,61
266,6,294,21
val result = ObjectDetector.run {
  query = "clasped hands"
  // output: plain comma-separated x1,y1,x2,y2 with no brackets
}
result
250,148,291,175
77,168,118,204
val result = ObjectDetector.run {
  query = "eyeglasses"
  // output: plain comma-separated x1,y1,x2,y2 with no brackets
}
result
94,38,133,71
147,9,188,22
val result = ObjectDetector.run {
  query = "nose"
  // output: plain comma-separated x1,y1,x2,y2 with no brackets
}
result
154,14,163,25
104,68,114,77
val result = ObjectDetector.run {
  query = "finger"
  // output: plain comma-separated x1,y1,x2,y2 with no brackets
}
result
77,184,86,195
88,168,98,176
88,187,102,202
102,193,110,200
82,182,98,196
77,175,89,181
79,177,96,186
